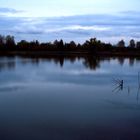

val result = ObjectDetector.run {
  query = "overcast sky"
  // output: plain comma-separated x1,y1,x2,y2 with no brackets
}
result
0,0,140,44
0,0,140,17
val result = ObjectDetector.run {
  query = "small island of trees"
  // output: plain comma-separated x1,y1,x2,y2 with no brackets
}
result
0,35,140,57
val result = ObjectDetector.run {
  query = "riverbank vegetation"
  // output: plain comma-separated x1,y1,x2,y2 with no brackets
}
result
0,35,140,57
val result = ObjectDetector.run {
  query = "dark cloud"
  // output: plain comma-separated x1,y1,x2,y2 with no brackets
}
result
0,11,140,43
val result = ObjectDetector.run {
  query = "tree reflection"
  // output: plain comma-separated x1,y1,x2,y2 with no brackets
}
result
137,72,140,102
0,55,139,72
0,58,16,72
129,58,135,67
117,57,125,66
83,56,100,70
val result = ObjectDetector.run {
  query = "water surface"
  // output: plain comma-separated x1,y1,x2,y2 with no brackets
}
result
0,56,140,140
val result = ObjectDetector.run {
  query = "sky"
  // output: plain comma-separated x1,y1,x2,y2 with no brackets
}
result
0,0,140,17
0,0,140,44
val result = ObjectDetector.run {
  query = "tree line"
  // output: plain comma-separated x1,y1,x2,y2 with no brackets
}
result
0,35,140,53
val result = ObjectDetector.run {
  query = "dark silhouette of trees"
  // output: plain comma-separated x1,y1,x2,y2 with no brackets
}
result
0,34,140,57
53,39,64,50
0,35,5,50
0,35,16,51
0,35,5,45
136,42,140,49
17,40,29,50
129,39,135,48
69,41,77,48
5,35,16,50
117,40,125,48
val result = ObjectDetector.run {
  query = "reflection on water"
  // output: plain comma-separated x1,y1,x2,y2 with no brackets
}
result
112,79,124,93
0,55,139,72
112,72,140,102
0,56,140,140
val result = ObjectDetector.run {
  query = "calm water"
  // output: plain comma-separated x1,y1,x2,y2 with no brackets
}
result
0,56,140,140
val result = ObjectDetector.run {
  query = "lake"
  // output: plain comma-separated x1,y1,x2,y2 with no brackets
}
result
0,56,140,140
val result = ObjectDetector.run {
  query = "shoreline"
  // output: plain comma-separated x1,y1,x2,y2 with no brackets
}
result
0,51,140,58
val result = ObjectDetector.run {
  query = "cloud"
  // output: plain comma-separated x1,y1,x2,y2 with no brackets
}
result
0,11,140,43
47,25,111,32
0,7,22,14
11,26,45,34
120,11,140,17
